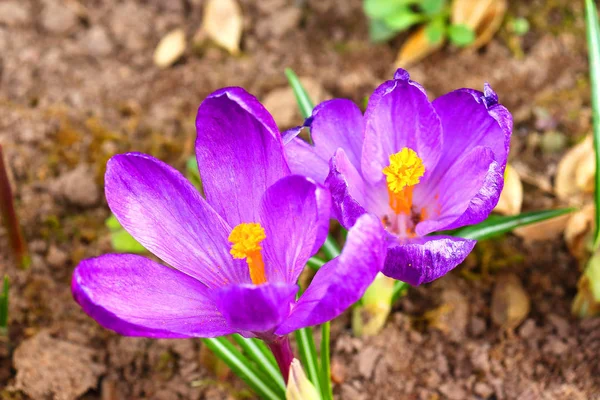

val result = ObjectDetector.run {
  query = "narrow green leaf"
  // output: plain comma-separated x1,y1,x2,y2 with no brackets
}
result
321,236,341,260
419,0,445,16
363,0,419,19
232,334,286,393
307,257,326,270
284,68,314,120
391,280,409,304
202,337,285,400
368,18,399,42
186,156,203,193
447,23,475,47
452,208,576,241
319,322,333,400
585,0,600,249
383,7,424,31
424,17,446,44
0,275,9,335
294,327,322,395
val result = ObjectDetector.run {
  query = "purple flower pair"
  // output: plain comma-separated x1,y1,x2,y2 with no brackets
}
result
72,88,387,340
285,69,512,285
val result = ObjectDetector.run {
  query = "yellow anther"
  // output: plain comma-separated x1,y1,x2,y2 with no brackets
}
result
382,148,425,194
229,223,267,285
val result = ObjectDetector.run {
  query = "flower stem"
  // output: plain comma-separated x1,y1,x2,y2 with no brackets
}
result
0,145,29,269
268,335,294,383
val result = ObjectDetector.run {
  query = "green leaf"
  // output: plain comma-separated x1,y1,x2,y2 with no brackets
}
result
447,23,475,47
424,17,446,44
202,337,285,400
391,280,409,304
368,18,399,42
232,335,286,394
0,275,9,335
585,0,600,249
383,7,424,31
106,214,147,253
510,17,530,36
363,0,419,19
294,327,322,395
321,236,341,260
284,68,314,120
451,208,576,241
319,323,333,400
186,156,203,193
419,0,445,15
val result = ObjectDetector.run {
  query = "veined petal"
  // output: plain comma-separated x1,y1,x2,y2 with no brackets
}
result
430,85,512,184
105,153,248,288
275,214,387,335
285,99,364,184
213,283,298,334
326,148,366,228
361,69,442,186
382,235,476,286
195,87,290,227
259,175,331,284
72,254,233,338
415,146,502,235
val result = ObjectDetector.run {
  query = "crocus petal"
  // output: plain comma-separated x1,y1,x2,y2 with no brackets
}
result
213,283,298,334
275,214,387,335
195,87,290,226
361,69,442,186
415,146,502,235
382,236,476,286
105,153,249,288
429,85,512,184
72,254,233,338
326,148,388,229
259,175,331,284
285,99,364,184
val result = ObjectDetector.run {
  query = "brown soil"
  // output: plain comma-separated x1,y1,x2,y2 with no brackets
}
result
0,0,598,399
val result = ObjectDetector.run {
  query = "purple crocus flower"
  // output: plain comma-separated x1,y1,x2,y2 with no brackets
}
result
285,69,512,286
71,87,386,376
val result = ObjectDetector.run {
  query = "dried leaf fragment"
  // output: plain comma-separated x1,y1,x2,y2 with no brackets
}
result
451,0,507,49
153,28,186,68
494,164,523,216
202,0,243,55
491,273,530,331
564,204,595,261
513,213,571,244
395,26,445,67
555,136,595,203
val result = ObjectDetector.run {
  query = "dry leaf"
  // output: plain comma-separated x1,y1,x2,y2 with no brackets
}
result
494,164,523,216
451,0,507,49
202,0,243,55
153,28,186,68
555,136,595,202
564,203,595,261
491,273,530,331
395,26,445,68
513,213,571,244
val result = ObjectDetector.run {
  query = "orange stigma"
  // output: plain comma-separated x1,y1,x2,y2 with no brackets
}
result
382,148,425,215
228,223,267,285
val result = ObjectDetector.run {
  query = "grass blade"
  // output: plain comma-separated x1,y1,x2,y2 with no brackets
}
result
202,337,285,400
284,68,314,120
0,276,9,337
451,208,575,241
585,0,600,248
232,334,286,393
294,327,323,395
391,280,409,304
319,322,333,400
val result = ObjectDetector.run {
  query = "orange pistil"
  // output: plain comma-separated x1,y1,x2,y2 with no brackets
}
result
228,223,267,285
382,148,425,216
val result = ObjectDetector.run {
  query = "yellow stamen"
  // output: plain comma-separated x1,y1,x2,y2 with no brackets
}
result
382,148,425,215
229,223,267,285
